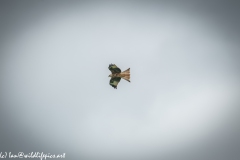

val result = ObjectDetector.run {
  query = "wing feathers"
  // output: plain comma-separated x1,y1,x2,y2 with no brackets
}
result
109,64,121,74
109,77,121,89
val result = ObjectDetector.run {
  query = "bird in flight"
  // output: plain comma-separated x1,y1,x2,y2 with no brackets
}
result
108,64,130,89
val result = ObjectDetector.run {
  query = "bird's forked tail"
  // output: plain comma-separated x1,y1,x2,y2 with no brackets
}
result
122,68,130,82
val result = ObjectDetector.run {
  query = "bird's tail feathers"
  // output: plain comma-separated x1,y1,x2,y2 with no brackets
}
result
122,68,130,82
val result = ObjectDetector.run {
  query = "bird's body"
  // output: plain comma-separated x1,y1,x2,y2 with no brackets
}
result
109,71,130,81
108,64,130,89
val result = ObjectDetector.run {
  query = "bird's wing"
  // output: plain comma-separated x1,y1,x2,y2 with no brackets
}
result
109,77,121,89
108,64,121,74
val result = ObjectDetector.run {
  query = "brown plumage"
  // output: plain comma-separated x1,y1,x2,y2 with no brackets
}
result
119,68,130,82
108,64,130,89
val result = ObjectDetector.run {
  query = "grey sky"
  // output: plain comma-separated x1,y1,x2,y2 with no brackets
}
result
0,1,240,160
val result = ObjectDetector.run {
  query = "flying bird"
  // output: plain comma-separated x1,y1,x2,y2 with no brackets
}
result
108,64,130,89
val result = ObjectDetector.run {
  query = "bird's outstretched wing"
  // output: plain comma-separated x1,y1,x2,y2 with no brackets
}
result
108,64,121,74
109,77,121,89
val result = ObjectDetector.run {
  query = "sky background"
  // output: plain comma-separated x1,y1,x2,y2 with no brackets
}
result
0,0,240,160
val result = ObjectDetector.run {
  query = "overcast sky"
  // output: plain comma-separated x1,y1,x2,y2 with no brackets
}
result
0,1,240,160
